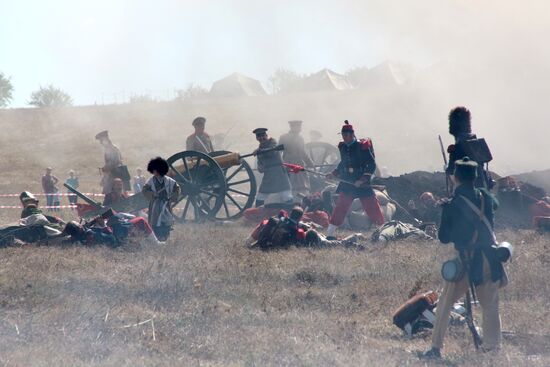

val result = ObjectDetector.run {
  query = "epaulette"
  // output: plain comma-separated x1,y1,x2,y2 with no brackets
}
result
359,138,373,150
338,142,345,149
447,144,456,153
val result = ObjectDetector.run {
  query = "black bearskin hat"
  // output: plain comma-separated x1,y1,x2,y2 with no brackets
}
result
147,157,170,176
448,106,472,136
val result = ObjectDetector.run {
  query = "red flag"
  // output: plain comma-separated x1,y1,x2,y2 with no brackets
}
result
283,163,305,173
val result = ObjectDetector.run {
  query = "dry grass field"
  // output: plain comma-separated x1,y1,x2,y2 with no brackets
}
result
0,103,549,366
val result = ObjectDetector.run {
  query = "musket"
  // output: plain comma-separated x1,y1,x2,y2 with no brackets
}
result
64,183,102,210
438,135,451,196
284,163,421,225
459,250,483,349
241,144,284,159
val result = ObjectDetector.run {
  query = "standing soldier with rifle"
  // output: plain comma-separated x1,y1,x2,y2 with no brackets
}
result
325,121,385,238
186,116,214,154
421,157,508,359
279,120,314,200
446,107,495,190
96,130,129,194
253,128,293,207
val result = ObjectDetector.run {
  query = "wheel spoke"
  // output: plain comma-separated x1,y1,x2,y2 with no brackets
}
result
195,195,212,215
182,158,193,182
182,197,191,220
168,162,190,186
195,156,202,171
223,200,230,217
200,188,219,197
226,164,245,181
226,193,243,211
227,178,251,186
227,188,250,197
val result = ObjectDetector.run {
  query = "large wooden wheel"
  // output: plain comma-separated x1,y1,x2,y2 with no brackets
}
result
305,142,340,192
209,151,256,220
166,151,227,222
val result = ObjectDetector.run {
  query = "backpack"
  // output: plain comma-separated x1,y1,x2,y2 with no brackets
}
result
255,216,294,250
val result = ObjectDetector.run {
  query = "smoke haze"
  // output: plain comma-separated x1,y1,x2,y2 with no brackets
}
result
1,0,549,174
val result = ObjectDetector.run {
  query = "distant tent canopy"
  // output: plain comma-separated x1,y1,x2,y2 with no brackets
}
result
295,69,354,92
354,61,416,88
209,73,267,98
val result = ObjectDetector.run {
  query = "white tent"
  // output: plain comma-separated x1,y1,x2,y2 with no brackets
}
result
356,61,416,88
209,73,267,97
297,69,354,92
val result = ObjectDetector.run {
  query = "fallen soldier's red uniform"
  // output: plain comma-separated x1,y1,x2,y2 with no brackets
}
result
243,206,329,228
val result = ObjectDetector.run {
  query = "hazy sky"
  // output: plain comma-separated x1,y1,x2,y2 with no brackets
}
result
0,0,453,106
2,1,549,107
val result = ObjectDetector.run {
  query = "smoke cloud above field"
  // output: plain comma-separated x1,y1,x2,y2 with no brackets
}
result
2,1,547,102
1,0,549,173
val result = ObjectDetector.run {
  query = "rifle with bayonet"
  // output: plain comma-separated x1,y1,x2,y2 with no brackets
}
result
283,163,421,225
64,183,149,218
438,135,452,196
459,250,483,349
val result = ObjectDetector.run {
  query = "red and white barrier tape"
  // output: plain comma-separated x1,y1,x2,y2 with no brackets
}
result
0,205,78,209
0,193,104,198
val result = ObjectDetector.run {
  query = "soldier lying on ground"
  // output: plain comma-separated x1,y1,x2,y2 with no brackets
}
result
244,206,365,250
20,191,65,226
0,214,64,247
242,192,330,228
63,209,163,247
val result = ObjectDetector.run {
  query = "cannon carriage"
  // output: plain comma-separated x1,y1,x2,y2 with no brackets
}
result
67,147,285,222
165,149,257,221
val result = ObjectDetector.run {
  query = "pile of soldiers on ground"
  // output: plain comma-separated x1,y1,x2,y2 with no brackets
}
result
0,156,182,248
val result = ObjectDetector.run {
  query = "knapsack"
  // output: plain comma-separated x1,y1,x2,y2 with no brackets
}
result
255,216,294,249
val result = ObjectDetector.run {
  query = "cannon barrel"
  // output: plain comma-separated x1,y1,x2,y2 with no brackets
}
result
169,145,284,175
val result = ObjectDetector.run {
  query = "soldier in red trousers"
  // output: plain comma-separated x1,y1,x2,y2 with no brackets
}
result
326,120,385,238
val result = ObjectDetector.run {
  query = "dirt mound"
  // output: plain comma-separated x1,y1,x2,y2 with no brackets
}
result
374,171,448,206
513,169,550,195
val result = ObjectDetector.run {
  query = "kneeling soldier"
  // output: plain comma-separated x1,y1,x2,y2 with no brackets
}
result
421,157,507,359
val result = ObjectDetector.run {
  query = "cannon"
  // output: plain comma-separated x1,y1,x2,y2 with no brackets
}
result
67,145,283,222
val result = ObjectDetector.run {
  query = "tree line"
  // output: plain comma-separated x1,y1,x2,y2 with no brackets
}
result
0,66,370,108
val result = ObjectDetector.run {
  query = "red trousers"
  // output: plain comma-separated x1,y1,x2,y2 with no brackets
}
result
130,217,153,235
330,192,385,226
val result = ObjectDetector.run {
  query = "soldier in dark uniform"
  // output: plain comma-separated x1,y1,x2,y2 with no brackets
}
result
279,120,314,199
421,157,507,359
446,107,494,189
96,130,125,194
326,121,385,238
253,128,292,207
186,116,214,154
